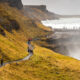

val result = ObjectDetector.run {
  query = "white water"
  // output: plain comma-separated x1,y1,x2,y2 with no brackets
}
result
41,18,80,60
41,18,80,29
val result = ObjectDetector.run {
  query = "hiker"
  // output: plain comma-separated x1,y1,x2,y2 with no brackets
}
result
27,44,34,58
23,38,34,60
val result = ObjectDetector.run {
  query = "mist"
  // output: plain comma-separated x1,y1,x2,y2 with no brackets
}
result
65,36,80,60
42,18,80,60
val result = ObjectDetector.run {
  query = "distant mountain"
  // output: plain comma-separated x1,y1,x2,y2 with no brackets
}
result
23,5,59,21
59,15,80,18
0,0,23,9
0,0,79,19
23,5,80,21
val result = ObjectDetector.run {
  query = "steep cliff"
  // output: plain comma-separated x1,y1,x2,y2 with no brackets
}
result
0,0,23,9
23,5,59,21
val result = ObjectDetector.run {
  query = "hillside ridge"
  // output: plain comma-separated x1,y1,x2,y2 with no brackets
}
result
23,5,59,21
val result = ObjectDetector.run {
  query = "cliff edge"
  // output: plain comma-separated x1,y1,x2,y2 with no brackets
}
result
23,5,59,21
0,0,23,9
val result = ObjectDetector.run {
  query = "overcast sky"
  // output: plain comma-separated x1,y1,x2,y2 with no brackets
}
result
22,0,80,15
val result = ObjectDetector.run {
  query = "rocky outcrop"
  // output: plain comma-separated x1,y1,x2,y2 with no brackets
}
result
0,0,23,9
0,28,5,36
1,19,20,33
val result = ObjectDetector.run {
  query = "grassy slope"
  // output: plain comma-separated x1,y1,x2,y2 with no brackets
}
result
0,3,50,62
0,3,80,80
0,45,80,80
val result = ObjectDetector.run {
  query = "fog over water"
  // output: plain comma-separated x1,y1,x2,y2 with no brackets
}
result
42,18,80,60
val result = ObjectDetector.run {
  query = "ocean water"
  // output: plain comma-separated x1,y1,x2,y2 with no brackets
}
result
41,18,80,29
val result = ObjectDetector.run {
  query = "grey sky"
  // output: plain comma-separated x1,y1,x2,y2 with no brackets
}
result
22,0,80,15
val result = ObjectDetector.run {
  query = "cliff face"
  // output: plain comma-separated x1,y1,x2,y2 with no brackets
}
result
0,0,23,9
23,5,59,21
26,5,47,11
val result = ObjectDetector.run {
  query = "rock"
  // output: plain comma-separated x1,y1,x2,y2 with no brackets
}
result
0,0,23,9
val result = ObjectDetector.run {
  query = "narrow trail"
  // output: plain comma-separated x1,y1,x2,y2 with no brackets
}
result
0,32,53,67
0,55,32,67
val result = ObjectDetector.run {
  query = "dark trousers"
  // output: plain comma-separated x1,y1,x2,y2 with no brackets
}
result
1,59,3,66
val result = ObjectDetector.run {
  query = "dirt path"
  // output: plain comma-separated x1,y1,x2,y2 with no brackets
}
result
0,32,53,67
0,55,32,67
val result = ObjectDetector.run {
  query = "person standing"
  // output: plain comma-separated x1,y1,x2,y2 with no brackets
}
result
23,38,34,60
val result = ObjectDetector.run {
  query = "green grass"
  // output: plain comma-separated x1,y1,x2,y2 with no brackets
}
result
0,3,80,80
0,45,80,80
